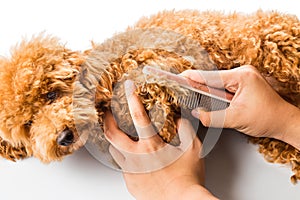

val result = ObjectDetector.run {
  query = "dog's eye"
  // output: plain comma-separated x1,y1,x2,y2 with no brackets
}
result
46,91,58,102
24,120,33,127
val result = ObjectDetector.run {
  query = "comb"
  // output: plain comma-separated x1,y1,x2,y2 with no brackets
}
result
142,66,233,111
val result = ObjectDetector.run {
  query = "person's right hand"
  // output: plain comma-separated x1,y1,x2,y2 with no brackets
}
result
180,65,300,149
104,80,217,200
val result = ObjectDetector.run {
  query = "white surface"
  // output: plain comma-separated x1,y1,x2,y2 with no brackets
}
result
205,130,300,200
0,0,299,199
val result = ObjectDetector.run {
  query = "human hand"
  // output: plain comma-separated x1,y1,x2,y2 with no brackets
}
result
180,65,300,146
104,80,217,200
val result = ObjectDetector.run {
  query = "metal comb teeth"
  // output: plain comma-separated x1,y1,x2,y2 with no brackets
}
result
168,91,230,111
143,65,232,111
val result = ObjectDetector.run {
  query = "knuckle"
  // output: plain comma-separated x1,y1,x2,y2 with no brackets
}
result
131,110,148,121
199,114,210,127
193,137,202,149
143,141,165,152
240,65,260,79
181,69,194,77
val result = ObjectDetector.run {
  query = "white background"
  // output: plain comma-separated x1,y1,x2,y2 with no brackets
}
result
0,0,299,199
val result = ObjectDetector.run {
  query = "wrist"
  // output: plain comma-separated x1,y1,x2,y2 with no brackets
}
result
163,175,217,200
181,184,219,200
276,103,300,150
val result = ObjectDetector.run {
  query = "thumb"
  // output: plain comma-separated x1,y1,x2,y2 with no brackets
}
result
180,68,240,93
191,107,232,128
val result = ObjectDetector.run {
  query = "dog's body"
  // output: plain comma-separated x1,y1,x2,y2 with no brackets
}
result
0,10,299,182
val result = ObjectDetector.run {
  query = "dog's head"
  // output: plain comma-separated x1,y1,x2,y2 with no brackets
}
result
0,34,87,162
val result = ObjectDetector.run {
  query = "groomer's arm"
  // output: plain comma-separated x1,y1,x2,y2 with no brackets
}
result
181,65,300,150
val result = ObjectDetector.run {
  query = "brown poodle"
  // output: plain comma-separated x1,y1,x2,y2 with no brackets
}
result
0,35,88,162
0,10,299,183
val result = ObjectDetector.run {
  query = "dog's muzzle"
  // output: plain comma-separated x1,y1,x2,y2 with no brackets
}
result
57,128,74,146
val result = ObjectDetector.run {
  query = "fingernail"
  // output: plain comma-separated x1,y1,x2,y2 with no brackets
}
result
104,130,111,140
191,109,200,118
192,107,205,119
124,80,136,98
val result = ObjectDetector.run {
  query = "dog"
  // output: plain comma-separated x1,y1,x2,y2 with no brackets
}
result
0,35,87,162
0,10,299,182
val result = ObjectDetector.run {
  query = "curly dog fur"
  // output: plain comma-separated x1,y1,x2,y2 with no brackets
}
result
0,35,87,162
0,10,299,182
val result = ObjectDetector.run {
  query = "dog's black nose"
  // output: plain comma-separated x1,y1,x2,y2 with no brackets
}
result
57,128,74,146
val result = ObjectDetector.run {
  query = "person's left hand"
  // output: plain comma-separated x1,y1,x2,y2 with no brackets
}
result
104,80,216,200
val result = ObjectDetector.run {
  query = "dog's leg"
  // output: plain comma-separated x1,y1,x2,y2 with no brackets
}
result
0,136,28,161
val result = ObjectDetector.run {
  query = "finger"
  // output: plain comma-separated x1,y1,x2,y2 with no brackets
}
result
124,80,157,139
134,124,157,139
104,111,136,151
109,145,125,167
103,111,118,133
191,107,233,128
125,80,151,127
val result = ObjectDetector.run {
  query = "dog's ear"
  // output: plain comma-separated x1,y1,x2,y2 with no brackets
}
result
0,129,30,161
0,47,33,161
